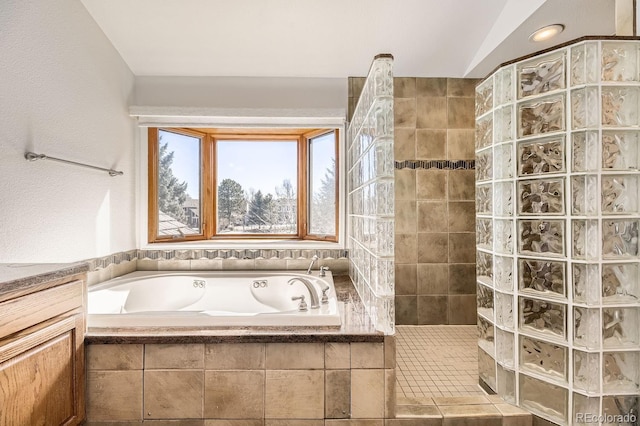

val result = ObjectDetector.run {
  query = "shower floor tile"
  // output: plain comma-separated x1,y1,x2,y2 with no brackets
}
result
395,325,485,398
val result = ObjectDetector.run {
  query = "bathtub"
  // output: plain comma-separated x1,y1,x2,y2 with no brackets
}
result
87,270,341,328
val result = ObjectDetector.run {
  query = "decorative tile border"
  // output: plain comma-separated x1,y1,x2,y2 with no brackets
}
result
395,160,475,170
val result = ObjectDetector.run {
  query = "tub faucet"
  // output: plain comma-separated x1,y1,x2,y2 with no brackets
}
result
288,277,320,309
306,255,319,274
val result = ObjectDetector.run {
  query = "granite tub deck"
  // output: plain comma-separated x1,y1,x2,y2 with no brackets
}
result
0,262,89,301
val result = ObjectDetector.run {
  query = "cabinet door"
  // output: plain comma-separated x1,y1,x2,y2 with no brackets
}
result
0,315,84,426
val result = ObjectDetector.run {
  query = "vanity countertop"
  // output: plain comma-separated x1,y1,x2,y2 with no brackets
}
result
0,262,89,300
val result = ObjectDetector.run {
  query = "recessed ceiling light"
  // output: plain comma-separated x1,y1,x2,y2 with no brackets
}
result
529,24,565,42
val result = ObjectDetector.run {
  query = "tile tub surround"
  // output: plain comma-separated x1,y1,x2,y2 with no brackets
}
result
350,77,479,325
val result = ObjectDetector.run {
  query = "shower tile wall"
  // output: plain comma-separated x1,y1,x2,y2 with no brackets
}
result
351,77,479,325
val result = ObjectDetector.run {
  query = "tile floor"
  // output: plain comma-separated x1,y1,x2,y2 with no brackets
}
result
395,325,485,398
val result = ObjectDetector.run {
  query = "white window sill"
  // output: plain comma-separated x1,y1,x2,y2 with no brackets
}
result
141,240,345,251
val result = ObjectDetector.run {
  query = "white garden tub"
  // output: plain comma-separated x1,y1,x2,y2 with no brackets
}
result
87,270,341,327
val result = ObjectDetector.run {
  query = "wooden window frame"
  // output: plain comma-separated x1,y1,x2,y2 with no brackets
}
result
148,127,339,243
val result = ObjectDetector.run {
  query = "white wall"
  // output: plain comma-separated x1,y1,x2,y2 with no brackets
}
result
134,76,348,109
0,0,136,262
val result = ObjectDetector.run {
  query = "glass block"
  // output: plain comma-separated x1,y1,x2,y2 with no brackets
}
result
602,263,640,304
518,94,565,137
494,143,514,179
573,220,599,260
602,395,638,425
602,220,639,259
496,66,514,106
519,373,568,423
518,219,565,257
520,335,567,380
374,138,394,178
495,256,514,292
603,307,640,349
570,41,598,85
520,297,566,339
375,219,394,257
603,351,640,393
602,42,639,82
574,350,601,394
572,87,599,129
494,219,513,255
602,131,640,171
476,149,492,182
476,77,493,116
476,184,492,215
519,258,566,298
602,175,639,214
476,250,493,286
497,365,516,404
373,258,394,296
494,182,514,216
496,291,515,329
573,263,601,305
573,393,600,422
518,136,565,176
518,51,565,98
572,131,599,172
494,106,513,143
496,329,515,368
477,283,494,320
602,87,639,127
476,218,492,250
571,175,598,215
478,315,495,356
575,307,600,349
476,114,493,150
518,178,564,215
478,347,497,391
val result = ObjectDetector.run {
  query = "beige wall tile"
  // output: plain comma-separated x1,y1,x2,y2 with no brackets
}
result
416,170,446,200
265,370,324,419
145,344,204,369
417,78,447,97
351,369,384,418
395,295,417,325
449,263,476,294
87,371,143,421
394,98,417,128
395,200,417,233
448,170,475,200
327,421,383,426
417,264,448,295
145,421,204,426
325,370,350,418
136,259,158,271
418,233,449,263
205,343,265,370
265,421,323,426
394,77,417,98
205,421,262,426
255,259,287,270
112,260,137,278
319,258,349,274
87,268,112,286
204,370,264,419
447,201,475,232
447,97,475,129
417,201,447,232
144,370,203,419
395,264,417,295
85,422,143,426
222,259,256,270
285,259,311,271
190,259,223,270
351,77,366,100
447,129,475,159
447,78,478,97
395,169,416,200
417,97,447,129
386,420,441,426
416,129,446,159
325,342,350,369
265,343,324,369
395,128,416,160
351,342,384,369
395,234,418,264
448,295,477,325
417,295,448,324
157,260,191,271
448,233,476,263
385,368,396,419
384,336,396,368
87,344,143,370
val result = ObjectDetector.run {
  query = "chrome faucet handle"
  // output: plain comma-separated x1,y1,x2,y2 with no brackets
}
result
291,295,308,311
320,286,330,304
319,266,330,277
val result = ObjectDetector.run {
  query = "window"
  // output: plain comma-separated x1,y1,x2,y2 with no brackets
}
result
148,127,339,243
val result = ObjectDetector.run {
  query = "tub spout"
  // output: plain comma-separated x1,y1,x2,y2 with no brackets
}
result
288,277,320,309
306,255,319,274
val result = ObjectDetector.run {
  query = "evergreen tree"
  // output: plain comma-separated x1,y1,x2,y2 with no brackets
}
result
158,141,188,223
217,178,244,230
247,190,266,228
312,159,336,234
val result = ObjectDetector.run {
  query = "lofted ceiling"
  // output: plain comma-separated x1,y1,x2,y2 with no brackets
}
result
81,0,616,79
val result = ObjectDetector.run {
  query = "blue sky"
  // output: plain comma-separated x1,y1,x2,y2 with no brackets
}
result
159,129,335,199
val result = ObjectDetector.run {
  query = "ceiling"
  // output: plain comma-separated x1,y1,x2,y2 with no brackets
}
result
81,0,616,79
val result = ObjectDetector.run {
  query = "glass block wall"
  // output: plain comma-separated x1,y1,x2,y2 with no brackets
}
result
348,55,395,334
475,39,640,425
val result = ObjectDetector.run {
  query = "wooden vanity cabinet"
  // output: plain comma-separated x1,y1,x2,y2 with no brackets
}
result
0,275,86,426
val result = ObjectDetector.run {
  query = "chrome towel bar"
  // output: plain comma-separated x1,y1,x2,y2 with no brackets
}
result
24,151,124,177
